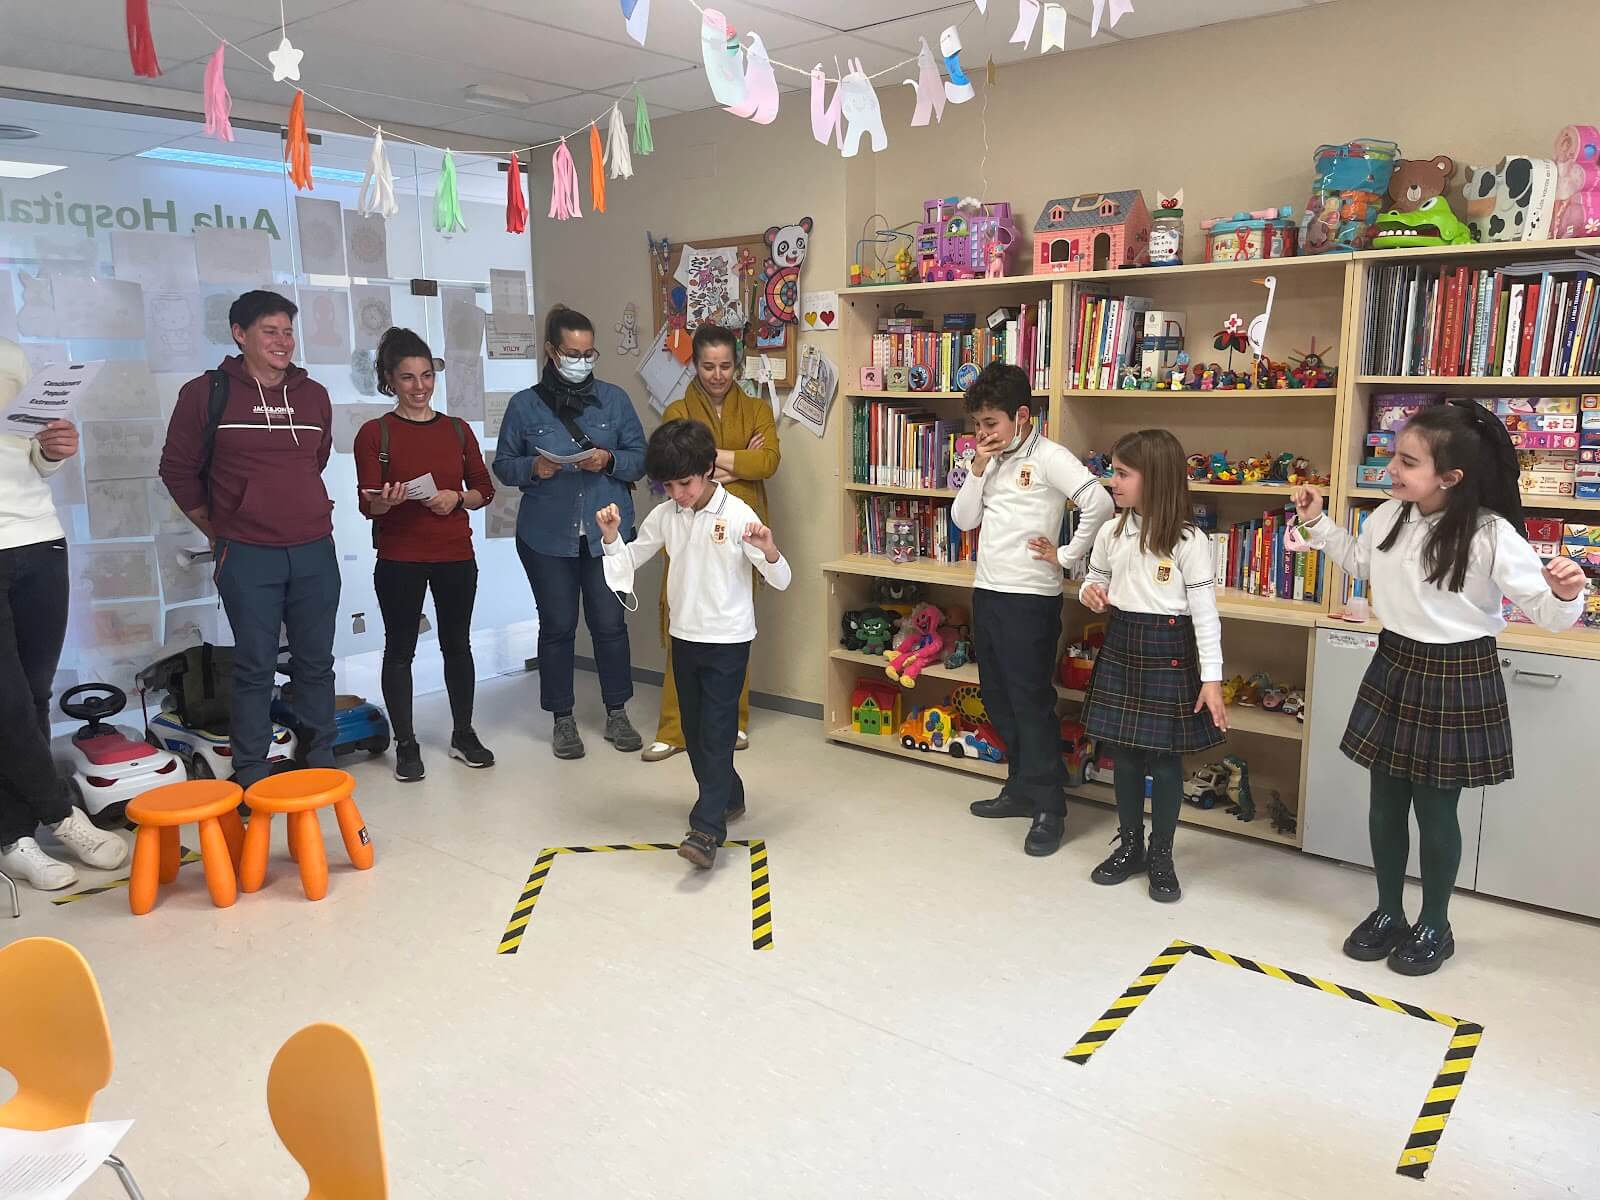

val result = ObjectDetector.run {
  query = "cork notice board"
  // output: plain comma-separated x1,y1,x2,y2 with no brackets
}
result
649,231,798,384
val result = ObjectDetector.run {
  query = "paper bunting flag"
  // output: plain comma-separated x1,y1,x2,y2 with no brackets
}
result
836,61,887,156
434,150,467,234
621,0,649,46
268,35,303,82
1091,0,1134,38
974,0,988,10
506,152,528,234
700,9,747,108
726,32,779,124
810,65,843,150
1010,0,1041,46
549,138,582,221
903,36,945,126
358,128,398,217
605,101,633,179
202,43,233,141
588,123,606,214
126,0,161,77
941,27,975,104
1042,3,1067,51
285,92,312,191
632,89,654,156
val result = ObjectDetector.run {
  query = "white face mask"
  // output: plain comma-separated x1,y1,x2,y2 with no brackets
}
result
1004,424,1026,454
556,355,594,384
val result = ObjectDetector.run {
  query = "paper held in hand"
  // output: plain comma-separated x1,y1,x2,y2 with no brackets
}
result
361,473,438,501
536,446,594,465
0,360,103,434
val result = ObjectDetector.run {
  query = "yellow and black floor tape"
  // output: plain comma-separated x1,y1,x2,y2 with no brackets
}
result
497,839,772,956
1065,939,1481,1180
51,849,201,906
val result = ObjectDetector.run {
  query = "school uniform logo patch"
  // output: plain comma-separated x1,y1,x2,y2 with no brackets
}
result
711,517,728,544
1017,464,1034,489
1155,560,1173,583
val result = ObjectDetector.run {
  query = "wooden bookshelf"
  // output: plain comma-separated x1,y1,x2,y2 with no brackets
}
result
1357,375,1600,389
844,482,959,500
1064,387,1338,400
1345,486,1600,513
846,390,1050,400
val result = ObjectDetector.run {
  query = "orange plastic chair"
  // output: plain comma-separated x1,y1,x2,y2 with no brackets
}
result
0,937,146,1197
126,779,246,915
268,1023,389,1200
241,769,372,901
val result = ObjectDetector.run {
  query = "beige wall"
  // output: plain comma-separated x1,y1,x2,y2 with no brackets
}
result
531,0,1600,709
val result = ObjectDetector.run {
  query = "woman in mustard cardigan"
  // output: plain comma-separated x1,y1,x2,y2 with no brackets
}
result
642,323,781,761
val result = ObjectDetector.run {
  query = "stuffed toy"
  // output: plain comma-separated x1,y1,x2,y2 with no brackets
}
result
885,602,945,688
940,604,973,669
843,607,895,656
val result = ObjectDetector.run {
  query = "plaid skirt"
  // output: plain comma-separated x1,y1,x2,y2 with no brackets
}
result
1341,631,1513,789
1081,610,1225,754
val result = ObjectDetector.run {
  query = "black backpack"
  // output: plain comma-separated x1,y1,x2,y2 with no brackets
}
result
197,369,230,497
370,411,467,549
140,642,234,732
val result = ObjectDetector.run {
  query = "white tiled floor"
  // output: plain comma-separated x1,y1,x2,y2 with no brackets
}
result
5,671,1599,1198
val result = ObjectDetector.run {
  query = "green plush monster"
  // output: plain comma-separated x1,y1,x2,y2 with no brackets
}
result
1372,195,1473,248
857,611,895,656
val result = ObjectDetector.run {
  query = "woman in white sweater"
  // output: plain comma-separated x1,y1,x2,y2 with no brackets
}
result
0,338,128,891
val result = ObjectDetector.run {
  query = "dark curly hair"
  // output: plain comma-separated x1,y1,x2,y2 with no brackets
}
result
645,418,717,482
963,361,1032,419
374,327,436,397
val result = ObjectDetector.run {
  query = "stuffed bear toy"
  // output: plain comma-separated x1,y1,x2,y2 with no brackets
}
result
1387,155,1456,213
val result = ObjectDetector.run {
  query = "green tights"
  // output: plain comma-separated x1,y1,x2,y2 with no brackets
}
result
1369,769,1462,929
1112,745,1183,842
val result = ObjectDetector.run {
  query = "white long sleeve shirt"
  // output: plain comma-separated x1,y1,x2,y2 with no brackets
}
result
1302,500,1583,642
601,484,791,643
950,422,1114,596
0,342,67,550
1080,515,1225,681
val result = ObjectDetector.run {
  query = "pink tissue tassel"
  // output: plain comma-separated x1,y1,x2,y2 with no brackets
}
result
203,43,234,141
548,137,582,221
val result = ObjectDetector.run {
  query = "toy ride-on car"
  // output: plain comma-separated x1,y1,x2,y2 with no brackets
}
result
51,683,183,829
147,709,298,779
272,691,391,759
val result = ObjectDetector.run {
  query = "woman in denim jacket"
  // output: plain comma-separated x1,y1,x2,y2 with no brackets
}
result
493,306,647,759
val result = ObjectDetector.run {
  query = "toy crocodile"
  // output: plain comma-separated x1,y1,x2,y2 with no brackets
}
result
1372,195,1472,248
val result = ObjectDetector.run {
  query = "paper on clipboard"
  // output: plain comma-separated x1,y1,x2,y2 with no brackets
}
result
0,360,102,433
636,323,692,416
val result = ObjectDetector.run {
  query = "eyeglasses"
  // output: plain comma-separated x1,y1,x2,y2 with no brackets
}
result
556,348,601,363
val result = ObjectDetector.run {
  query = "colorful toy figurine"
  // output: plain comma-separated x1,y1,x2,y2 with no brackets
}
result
1032,190,1153,273
1301,138,1401,254
1187,453,1209,482
1373,195,1472,248
916,197,1018,281
1084,451,1113,478
1209,453,1241,484
1241,455,1270,485
885,602,945,688
1268,452,1296,483
1170,350,1191,390
1289,338,1337,388
1119,365,1140,390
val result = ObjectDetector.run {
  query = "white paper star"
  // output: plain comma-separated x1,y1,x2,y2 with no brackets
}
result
268,36,303,83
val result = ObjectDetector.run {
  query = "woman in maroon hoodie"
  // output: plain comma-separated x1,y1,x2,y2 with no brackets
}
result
355,328,496,782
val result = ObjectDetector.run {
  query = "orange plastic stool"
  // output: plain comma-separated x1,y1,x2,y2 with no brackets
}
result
240,769,372,901
125,780,245,915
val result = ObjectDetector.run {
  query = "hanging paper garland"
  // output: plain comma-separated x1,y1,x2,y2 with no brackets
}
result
1091,0,1134,39
549,138,582,221
941,27,975,103
435,150,467,234
285,92,313,191
632,89,654,157
267,35,304,82
903,36,945,127
725,32,779,124
358,128,398,218
505,152,528,234
202,43,233,141
588,123,607,214
605,102,633,180
125,0,161,77
620,0,649,45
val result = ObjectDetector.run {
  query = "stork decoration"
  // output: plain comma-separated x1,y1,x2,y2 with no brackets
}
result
1247,275,1277,360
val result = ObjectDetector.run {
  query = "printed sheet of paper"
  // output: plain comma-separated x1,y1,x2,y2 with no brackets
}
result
156,531,215,604
113,230,198,292
82,418,161,481
195,225,273,286
489,268,529,315
295,196,348,276
148,479,194,535
16,272,57,337
331,403,390,455
782,344,839,439
481,451,519,539
87,479,155,540
0,361,103,435
79,359,159,421
486,314,536,359
536,445,593,465
162,601,219,653
299,288,351,364
483,390,515,438
345,212,389,279
351,285,392,352
21,343,68,374
444,353,485,421
50,277,146,340
47,455,84,508
680,246,740,330
798,289,840,332
200,288,243,358
143,291,204,373
0,1119,134,1200
400,472,437,500
443,287,486,356
72,543,159,600
0,270,17,340
89,601,161,655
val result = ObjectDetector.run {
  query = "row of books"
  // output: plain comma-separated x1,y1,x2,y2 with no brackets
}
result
1067,293,1156,390
1209,507,1327,604
1361,259,1600,378
851,398,1050,491
869,300,1052,392
854,497,978,564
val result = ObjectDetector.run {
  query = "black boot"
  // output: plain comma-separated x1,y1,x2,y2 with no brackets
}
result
1024,813,1064,857
1388,922,1455,976
970,791,1033,818
1091,826,1146,885
1342,909,1409,962
1146,833,1181,902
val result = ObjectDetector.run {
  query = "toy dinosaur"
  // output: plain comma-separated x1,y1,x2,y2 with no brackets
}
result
1209,452,1241,484
1372,195,1472,248
885,602,945,688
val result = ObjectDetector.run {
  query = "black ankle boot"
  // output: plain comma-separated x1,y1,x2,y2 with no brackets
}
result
1024,813,1064,857
1091,826,1146,885
1146,833,1181,902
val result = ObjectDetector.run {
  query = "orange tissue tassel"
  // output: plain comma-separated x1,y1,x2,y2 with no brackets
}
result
285,91,313,191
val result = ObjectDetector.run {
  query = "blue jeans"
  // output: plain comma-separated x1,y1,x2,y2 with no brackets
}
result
674,638,750,842
215,537,340,788
516,538,633,714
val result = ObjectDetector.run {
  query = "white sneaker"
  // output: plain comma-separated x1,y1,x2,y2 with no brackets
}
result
50,810,131,870
0,838,78,891
735,730,749,751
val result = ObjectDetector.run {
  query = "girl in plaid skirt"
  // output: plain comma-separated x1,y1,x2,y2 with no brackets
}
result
1035,430,1228,902
1296,401,1586,976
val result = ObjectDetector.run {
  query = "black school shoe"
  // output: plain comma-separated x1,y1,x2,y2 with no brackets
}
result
677,831,718,870
970,791,1033,818
449,728,495,768
394,738,425,783
1388,922,1455,976
1146,834,1181,902
1091,827,1146,885
1342,909,1410,962
1024,813,1064,857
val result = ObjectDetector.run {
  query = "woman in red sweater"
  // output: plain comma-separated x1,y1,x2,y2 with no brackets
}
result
355,328,496,781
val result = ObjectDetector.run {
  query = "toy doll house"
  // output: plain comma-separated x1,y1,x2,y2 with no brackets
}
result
916,198,1019,282
851,679,902,737
1032,191,1153,273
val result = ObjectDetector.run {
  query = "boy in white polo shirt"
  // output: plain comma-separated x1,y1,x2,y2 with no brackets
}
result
951,362,1114,857
598,419,791,869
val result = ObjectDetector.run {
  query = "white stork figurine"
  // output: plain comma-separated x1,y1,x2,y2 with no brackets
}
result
1247,275,1277,360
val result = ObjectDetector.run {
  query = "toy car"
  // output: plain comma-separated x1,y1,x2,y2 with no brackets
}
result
951,720,1007,763
898,705,959,754
51,683,184,829
148,709,298,780
273,692,391,758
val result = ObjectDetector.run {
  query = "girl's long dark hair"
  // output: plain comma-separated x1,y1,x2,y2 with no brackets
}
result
375,326,434,396
1377,400,1526,592
1111,428,1193,558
